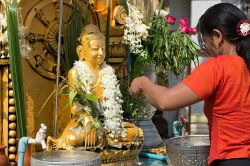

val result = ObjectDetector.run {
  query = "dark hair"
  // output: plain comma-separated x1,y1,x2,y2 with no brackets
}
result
197,3,250,70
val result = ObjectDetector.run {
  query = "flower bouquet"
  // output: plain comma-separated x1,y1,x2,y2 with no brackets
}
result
120,2,199,122
123,2,199,77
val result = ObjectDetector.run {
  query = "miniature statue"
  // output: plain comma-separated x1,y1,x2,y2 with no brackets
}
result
47,25,143,161
28,123,47,150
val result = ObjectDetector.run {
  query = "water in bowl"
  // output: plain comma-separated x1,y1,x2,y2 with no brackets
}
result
177,135,210,147
171,136,209,147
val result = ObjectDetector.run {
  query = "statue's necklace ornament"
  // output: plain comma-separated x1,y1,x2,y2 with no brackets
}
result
74,61,126,141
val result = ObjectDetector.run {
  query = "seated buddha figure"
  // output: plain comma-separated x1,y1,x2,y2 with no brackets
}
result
47,24,143,151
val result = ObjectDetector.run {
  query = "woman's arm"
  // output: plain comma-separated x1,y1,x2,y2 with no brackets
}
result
129,76,201,110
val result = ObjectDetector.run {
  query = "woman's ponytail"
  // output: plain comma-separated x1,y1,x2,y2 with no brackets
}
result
236,36,250,70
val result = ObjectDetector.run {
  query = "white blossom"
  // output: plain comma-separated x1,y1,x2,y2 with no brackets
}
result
0,12,7,28
122,3,149,54
19,42,32,58
154,9,169,18
240,22,250,36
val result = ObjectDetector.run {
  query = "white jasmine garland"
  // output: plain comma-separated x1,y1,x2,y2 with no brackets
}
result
74,61,93,93
123,3,149,54
74,61,126,140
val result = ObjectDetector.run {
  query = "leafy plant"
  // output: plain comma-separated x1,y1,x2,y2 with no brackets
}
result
123,1,199,78
119,53,146,121
120,77,145,121
67,73,102,131
144,15,199,77
37,75,102,133
4,0,27,137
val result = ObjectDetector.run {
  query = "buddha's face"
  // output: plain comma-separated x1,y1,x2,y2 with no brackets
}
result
78,34,106,66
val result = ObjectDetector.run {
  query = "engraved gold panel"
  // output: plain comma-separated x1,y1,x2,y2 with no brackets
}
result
22,0,96,79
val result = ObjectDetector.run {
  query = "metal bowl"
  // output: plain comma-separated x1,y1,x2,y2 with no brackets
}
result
166,135,210,166
31,150,101,166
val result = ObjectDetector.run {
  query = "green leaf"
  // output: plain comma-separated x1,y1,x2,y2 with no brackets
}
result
37,89,56,117
63,0,90,72
119,0,129,14
62,102,70,112
77,113,86,123
85,93,98,103
69,90,77,106
85,120,93,134
93,118,102,129
6,1,27,137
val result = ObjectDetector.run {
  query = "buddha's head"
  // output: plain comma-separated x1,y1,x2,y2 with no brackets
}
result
77,24,106,66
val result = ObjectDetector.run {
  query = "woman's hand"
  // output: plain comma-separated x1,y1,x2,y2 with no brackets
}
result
129,76,148,97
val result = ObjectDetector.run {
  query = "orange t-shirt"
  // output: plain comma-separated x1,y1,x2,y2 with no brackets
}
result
182,55,250,165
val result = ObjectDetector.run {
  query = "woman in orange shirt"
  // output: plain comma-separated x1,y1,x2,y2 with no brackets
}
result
129,3,250,166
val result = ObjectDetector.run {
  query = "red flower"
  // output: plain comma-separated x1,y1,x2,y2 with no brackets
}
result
166,15,176,24
187,27,197,35
180,17,188,26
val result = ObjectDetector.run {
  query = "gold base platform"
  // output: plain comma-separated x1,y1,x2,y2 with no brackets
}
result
142,145,166,156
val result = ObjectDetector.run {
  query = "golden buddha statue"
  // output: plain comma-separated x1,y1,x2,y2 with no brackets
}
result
47,24,143,162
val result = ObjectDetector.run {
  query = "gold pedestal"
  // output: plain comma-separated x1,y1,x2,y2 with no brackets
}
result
142,145,166,157
101,144,142,163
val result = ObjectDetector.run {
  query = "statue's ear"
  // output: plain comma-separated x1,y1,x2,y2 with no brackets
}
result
76,46,83,60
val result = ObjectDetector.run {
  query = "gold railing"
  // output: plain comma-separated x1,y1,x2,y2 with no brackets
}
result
0,60,17,165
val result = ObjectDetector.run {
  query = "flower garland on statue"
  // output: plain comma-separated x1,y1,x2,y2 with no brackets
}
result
74,61,126,141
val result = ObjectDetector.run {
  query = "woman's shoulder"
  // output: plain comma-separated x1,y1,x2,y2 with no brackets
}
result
200,55,244,67
216,55,244,62
194,57,218,70
215,55,246,69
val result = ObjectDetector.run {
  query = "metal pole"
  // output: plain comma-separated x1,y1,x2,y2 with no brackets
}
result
54,0,63,138
105,0,111,63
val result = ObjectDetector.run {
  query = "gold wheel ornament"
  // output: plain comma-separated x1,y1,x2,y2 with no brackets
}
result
22,0,97,79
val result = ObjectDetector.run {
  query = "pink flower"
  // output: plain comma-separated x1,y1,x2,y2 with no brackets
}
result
179,17,190,33
179,24,189,33
187,27,197,35
178,17,197,35
180,17,188,26
166,15,176,24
